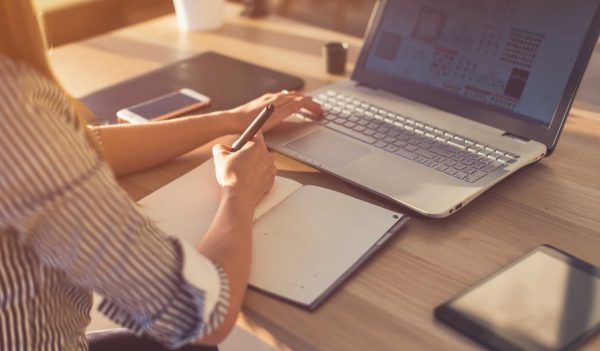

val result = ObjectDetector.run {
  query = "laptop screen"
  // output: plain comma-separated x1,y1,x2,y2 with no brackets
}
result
361,0,599,126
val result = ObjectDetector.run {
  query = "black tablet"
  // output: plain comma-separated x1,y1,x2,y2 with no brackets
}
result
435,245,600,351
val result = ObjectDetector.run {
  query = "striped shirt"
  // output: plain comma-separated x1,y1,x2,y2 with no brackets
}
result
0,56,229,350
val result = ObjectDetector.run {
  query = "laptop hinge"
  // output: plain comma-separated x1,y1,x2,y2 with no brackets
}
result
502,132,530,143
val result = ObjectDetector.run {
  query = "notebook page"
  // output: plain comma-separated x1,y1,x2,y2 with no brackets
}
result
250,185,403,306
138,160,302,246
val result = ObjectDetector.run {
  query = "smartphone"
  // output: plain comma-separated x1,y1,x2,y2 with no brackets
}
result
117,88,211,123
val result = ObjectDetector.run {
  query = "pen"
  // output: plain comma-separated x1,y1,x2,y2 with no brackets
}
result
231,104,275,152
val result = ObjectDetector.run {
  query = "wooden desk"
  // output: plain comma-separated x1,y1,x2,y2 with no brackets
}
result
50,3,600,350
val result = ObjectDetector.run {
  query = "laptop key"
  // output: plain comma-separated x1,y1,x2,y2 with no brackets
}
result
432,155,446,162
445,144,463,153
385,145,399,153
393,140,408,148
443,159,457,167
465,170,488,182
444,168,458,175
462,158,475,166
454,171,468,180
481,161,503,172
324,123,377,144
447,140,468,149
434,164,449,172
453,163,466,170
472,161,486,169
404,145,418,152
353,125,366,132
418,141,433,149
415,148,436,159
424,160,438,168
395,148,418,160
374,141,388,148
415,156,429,164
463,166,476,174
492,151,504,159
364,129,375,136
374,132,386,139
384,136,396,143
429,146,454,158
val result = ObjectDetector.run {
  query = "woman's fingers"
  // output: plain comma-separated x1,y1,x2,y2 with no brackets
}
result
277,95,323,118
212,143,232,156
273,92,322,113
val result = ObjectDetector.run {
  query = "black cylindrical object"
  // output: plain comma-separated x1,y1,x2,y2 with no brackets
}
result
323,42,349,75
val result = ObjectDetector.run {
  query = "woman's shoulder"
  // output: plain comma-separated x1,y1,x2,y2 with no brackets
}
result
0,54,52,92
0,55,76,125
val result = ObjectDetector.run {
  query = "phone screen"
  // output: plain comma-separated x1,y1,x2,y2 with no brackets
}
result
129,92,202,119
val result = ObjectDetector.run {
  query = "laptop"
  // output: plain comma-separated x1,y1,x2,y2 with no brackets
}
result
266,0,600,217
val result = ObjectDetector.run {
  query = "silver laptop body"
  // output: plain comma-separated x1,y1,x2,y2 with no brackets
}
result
266,0,600,217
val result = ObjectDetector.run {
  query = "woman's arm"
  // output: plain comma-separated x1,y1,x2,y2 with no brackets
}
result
96,110,239,176
94,92,323,176
193,133,276,344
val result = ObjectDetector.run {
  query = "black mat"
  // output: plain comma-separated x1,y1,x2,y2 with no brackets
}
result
81,51,304,124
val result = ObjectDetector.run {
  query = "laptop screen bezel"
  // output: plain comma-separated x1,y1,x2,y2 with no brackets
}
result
352,0,600,152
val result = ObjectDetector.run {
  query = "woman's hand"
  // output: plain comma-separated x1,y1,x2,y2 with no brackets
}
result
212,132,276,213
229,91,324,132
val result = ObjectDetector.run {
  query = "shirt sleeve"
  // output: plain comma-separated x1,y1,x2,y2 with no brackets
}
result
0,58,229,349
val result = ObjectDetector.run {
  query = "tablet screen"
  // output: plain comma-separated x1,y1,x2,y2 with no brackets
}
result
436,246,600,351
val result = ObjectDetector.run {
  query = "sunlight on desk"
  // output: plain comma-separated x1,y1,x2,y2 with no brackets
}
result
50,1,600,350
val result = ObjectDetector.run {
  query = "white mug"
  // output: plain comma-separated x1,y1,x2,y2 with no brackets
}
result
173,0,225,32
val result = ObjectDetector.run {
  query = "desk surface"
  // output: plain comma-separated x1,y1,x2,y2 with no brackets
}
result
50,3,600,350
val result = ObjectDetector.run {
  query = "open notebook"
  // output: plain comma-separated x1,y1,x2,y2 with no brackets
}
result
138,160,408,309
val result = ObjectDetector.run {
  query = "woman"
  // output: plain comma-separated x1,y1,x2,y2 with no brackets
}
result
0,1,322,350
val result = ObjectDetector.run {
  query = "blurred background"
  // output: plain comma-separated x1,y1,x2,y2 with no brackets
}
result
37,0,376,46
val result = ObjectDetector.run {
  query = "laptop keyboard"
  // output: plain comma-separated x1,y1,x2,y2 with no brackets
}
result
311,90,521,183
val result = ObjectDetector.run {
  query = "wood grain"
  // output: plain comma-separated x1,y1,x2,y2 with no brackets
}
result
50,3,600,350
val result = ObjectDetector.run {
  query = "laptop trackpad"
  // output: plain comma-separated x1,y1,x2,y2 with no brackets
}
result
285,130,372,167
